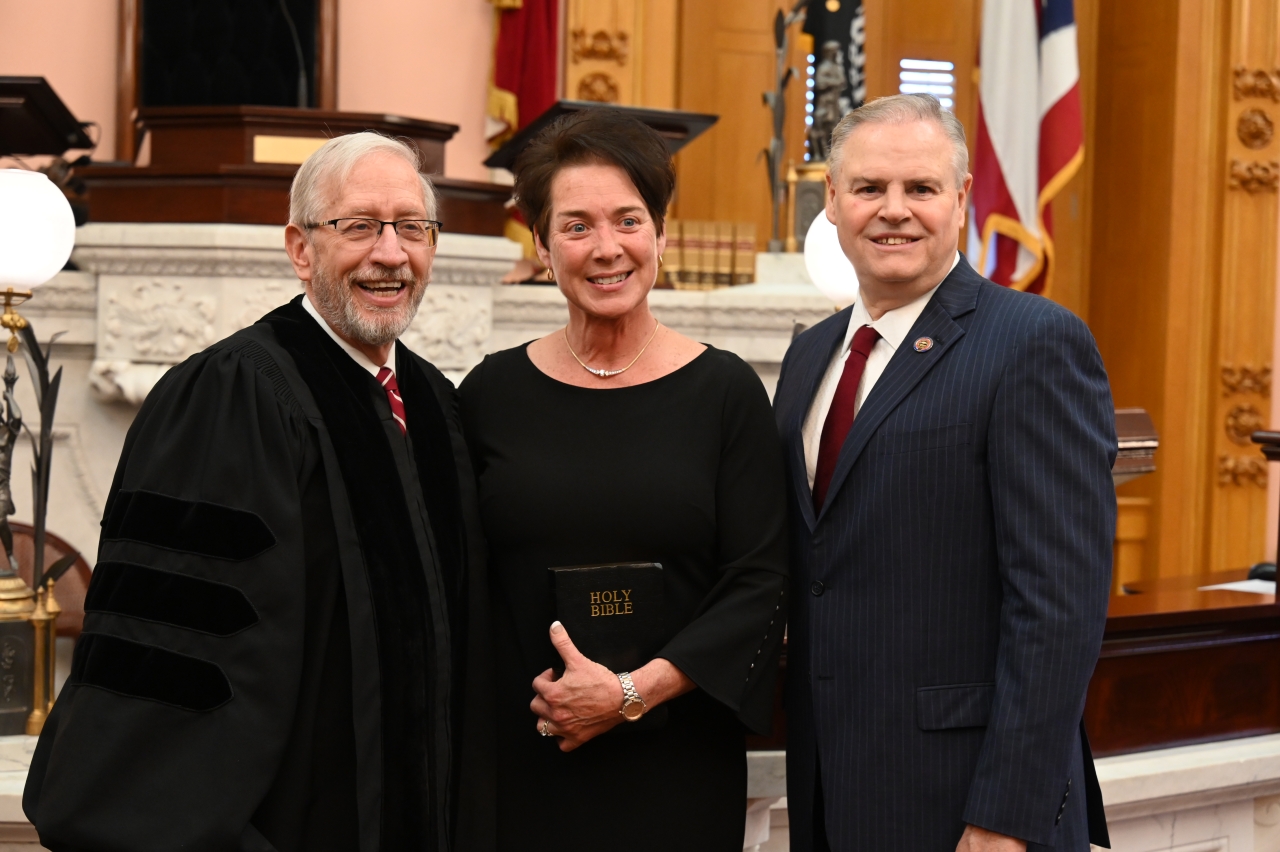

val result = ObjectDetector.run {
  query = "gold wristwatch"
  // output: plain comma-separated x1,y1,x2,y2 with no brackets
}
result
617,671,647,722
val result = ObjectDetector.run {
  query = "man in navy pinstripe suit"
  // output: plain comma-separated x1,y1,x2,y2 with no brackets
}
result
775,93,1115,851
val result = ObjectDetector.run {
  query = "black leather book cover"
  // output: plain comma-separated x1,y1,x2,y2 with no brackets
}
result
548,561,667,730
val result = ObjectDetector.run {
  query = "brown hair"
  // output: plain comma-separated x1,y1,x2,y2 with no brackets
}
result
512,108,676,246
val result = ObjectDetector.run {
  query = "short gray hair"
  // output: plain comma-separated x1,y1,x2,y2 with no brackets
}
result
289,131,438,226
827,93,969,188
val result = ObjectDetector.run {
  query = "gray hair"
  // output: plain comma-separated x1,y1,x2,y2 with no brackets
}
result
827,93,969,188
289,131,438,226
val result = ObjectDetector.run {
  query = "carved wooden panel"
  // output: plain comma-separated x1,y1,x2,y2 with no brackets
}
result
1208,0,1280,573
562,0,678,109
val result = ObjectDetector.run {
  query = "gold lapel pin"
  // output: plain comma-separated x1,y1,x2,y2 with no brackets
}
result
913,337,934,352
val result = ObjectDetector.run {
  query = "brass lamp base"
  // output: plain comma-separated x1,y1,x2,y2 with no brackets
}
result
0,574,36,619
25,586,53,735
0,289,32,355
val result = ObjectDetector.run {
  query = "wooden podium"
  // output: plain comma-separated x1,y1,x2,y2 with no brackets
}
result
1085,572,1280,756
748,576,1280,757
77,106,511,235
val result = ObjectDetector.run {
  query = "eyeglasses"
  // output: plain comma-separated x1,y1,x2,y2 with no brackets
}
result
306,218,442,246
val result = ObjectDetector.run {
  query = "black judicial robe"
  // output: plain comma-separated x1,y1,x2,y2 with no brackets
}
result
23,297,495,852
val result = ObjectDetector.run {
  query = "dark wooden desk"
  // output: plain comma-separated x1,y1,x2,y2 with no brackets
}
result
1085,570,1280,756
747,572,1280,757
77,106,512,236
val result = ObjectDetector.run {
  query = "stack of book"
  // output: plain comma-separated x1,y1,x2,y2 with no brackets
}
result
661,220,757,289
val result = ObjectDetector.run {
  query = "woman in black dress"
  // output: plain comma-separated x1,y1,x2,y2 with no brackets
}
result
459,110,788,851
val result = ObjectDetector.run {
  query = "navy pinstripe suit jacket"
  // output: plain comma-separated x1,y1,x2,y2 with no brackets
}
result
774,257,1115,851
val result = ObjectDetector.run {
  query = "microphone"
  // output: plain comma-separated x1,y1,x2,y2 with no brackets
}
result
276,0,309,108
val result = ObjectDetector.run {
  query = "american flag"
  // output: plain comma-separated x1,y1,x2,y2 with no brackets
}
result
969,0,1084,294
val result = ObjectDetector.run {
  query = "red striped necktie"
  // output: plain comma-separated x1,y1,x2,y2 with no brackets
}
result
812,324,880,512
376,367,407,435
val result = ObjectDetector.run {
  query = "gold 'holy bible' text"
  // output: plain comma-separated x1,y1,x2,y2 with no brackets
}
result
590,589,633,617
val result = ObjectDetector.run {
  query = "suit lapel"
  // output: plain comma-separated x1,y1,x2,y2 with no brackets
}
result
787,309,851,532
815,260,983,523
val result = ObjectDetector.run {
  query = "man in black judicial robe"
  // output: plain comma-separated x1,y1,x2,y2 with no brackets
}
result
22,133,494,852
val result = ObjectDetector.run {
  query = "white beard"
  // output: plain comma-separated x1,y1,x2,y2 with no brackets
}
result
309,261,428,347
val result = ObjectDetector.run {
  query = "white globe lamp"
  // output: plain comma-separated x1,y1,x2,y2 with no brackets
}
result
804,212,860,307
0,169,76,351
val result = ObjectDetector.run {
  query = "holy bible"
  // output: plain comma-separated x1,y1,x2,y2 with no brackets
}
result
549,561,667,730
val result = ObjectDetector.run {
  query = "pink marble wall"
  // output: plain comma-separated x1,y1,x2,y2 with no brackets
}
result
0,0,496,179
0,0,121,160
338,0,494,181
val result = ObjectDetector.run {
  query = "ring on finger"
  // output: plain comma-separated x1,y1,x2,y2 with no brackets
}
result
540,718,552,737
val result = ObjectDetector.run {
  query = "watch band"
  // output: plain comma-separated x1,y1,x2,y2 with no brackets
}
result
617,671,646,721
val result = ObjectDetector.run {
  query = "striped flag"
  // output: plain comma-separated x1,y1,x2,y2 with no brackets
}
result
969,0,1084,295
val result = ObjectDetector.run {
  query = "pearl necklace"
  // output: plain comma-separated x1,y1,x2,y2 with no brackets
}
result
564,321,662,378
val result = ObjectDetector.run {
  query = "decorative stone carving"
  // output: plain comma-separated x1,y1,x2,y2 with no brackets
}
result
89,360,172,405
1225,404,1265,445
1239,108,1276,149
1217,454,1268,488
100,279,217,361
72,246,296,279
1234,66,1280,101
227,280,299,331
400,285,493,373
1222,363,1272,396
578,73,620,103
1229,159,1280,192
571,29,629,65
431,257,514,287
27,275,97,313
1257,793,1280,850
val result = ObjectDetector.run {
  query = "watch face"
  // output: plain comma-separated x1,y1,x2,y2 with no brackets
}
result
622,700,645,721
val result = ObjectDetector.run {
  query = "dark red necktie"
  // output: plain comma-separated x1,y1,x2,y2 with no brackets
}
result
376,367,407,435
813,325,881,511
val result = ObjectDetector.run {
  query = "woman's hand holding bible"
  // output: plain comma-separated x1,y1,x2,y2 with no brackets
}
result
531,621,696,752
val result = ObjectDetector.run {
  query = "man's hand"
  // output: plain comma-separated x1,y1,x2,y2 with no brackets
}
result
530,622,626,752
956,825,1026,852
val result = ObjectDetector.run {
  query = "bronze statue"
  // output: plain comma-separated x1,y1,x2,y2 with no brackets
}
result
808,41,849,163
0,356,21,576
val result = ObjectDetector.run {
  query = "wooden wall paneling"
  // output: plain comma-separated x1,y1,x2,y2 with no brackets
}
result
115,0,140,163
1086,0,1183,581
638,0,678,109
1148,0,1226,582
317,0,338,110
673,0,810,249
860,0,894,101
1207,0,1280,573
859,0,978,139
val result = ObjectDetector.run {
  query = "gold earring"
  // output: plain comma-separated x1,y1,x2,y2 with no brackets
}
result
658,255,664,268
545,267,555,281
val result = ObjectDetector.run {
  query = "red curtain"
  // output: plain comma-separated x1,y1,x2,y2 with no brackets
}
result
489,0,559,146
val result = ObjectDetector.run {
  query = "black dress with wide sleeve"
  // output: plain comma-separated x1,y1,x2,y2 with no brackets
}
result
459,344,788,852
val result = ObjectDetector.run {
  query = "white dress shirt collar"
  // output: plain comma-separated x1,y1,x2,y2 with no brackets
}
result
301,293,396,378
837,251,961,359
801,251,961,491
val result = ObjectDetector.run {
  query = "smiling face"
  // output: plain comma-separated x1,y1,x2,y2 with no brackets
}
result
287,151,434,350
535,162,666,322
826,119,971,310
